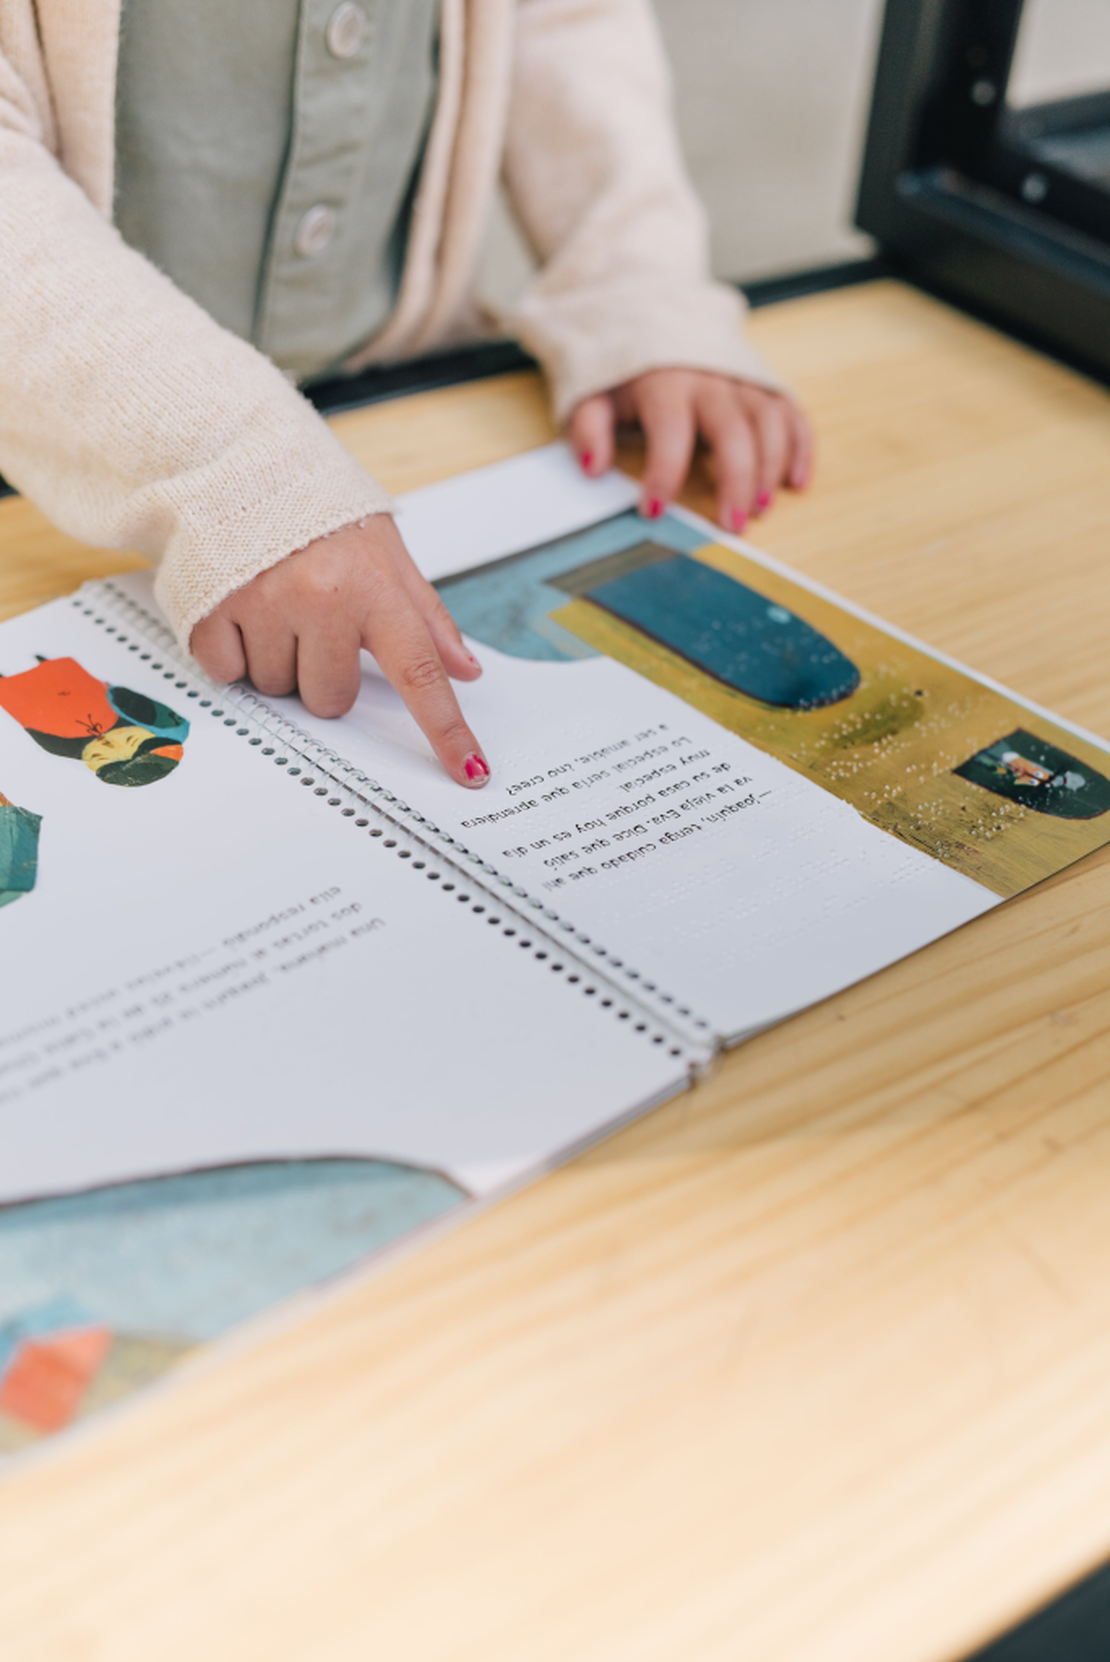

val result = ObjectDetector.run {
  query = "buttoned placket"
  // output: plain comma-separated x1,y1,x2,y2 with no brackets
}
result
253,0,439,381
252,0,378,370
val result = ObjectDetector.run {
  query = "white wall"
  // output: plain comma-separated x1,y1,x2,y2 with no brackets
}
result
479,0,886,308
654,0,883,281
1010,0,1110,106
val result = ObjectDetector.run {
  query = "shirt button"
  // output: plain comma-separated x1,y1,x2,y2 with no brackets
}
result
293,204,337,257
326,2,368,58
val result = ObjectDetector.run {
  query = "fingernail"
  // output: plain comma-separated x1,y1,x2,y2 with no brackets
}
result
463,753,490,785
580,451,594,471
643,498,664,520
756,490,772,513
731,508,748,532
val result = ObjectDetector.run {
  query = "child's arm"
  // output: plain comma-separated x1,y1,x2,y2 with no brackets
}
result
0,71,486,784
501,0,811,529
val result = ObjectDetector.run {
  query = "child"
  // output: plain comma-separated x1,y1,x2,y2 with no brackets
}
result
0,0,812,788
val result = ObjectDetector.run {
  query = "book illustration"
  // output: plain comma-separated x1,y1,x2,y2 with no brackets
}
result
0,1158,466,1451
436,508,1110,898
954,730,1110,819
0,791,41,908
0,656,189,786
556,548,861,709
0,1299,114,1441
437,513,860,707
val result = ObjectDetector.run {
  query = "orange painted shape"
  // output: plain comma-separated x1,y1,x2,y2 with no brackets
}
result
44,1328,112,1376
0,1327,111,1433
0,657,116,740
149,743,183,762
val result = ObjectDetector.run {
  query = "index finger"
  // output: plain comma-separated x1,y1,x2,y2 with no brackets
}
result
363,588,490,788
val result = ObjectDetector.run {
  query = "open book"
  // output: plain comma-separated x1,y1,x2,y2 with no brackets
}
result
3,442,1108,1448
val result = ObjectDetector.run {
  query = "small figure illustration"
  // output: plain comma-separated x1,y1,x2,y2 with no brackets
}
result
0,790,41,907
0,657,188,786
955,729,1110,820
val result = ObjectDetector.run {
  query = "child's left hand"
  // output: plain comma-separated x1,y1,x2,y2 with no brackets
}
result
568,368,813,533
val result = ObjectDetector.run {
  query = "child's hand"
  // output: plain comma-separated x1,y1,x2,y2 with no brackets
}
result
569,368,813,532
191,515,491,788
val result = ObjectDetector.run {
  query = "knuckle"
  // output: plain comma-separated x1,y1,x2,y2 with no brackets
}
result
360,563,400,611
701,377,734,413
438,714,473,751
297,567,343,610
399,654,445,694
192,640,239,682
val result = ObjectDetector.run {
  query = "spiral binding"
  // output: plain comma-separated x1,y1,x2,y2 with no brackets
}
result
75,577,712,1063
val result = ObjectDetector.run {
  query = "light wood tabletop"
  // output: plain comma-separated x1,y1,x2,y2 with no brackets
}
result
2,278,1110,1662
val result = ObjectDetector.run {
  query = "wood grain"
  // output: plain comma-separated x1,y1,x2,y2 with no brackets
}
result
3,281,1110,1662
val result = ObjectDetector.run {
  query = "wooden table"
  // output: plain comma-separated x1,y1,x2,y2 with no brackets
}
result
3,279,1110,1662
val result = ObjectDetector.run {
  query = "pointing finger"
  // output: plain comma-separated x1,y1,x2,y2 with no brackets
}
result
363,587,489,788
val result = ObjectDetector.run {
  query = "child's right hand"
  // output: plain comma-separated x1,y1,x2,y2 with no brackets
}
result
190,515,491,788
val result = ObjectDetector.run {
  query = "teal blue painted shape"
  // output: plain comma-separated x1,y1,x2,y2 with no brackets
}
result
436,510,706,661
0,1160,466,1342
586,557,861,709
0,1296,95,1380
107,685,190,742
0,802,41,907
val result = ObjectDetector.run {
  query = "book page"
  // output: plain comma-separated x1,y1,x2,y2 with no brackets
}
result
257,446,1042,1040
0,595,690,1207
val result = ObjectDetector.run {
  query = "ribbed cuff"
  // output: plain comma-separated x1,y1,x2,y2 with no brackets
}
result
508,279,786,425
151,429,394,651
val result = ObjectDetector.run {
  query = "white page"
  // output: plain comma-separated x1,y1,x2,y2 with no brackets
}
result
244,446,999,1040
0,596,690,1205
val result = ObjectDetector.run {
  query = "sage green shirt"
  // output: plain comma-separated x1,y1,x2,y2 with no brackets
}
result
115,0,439,383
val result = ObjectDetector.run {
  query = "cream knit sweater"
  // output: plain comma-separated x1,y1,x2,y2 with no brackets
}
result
0,0,780,649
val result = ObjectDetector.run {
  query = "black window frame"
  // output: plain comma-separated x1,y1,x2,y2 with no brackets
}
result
856,0,1110,381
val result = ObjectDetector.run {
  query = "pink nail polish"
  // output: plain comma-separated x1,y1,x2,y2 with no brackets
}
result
580,451,594,471
646,498,664,520
731,508,748,532
463,753,490,784
756,490,772,513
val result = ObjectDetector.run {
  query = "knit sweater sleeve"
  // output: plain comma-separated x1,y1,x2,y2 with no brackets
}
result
0,120,391,651
499,0,784,425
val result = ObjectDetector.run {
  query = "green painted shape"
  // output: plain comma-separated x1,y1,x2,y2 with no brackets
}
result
0,803,40,904
955,728,1110,820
